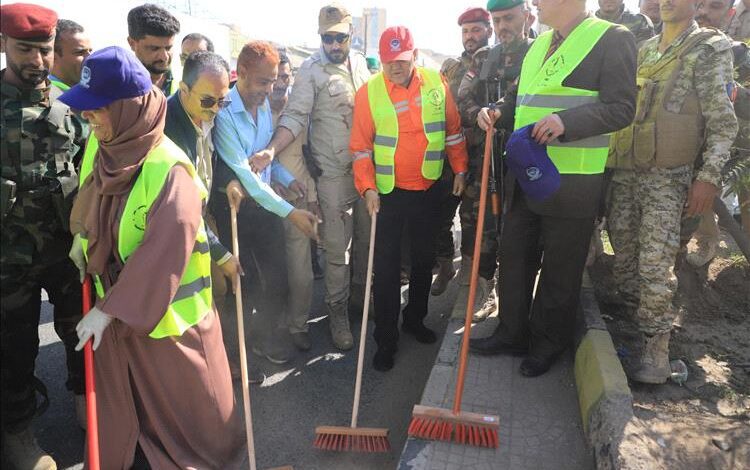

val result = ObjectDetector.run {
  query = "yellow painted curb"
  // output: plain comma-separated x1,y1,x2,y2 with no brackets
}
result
575,329,631,432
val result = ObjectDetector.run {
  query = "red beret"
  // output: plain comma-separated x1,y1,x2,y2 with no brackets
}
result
0,3,57,40
458,7,491,26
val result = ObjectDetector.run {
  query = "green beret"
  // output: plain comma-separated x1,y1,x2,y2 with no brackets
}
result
366,56,380,69
487,0,524,12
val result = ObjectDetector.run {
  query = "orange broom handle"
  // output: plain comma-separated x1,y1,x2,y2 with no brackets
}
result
453,113,498,415
82,276,100,470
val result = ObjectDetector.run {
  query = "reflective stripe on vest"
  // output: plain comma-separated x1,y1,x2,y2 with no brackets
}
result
81,137,212,339
514,17,612,175
367,67,447,194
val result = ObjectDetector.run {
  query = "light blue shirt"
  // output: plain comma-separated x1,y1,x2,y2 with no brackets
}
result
213,86,294,218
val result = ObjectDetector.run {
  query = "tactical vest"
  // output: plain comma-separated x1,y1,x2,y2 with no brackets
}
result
81,137,213,339
367,67,447,194
608,30,727,170
514,17,612,175
0,84,80,195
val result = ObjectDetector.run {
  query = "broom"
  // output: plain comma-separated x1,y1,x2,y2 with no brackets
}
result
313,215,390,452
230,205,294,470
82,276,101,470
408,110,500,448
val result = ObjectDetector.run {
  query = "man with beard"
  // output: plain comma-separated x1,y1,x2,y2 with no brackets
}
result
78,3,182,195
127,3,180,96
607,0,736,383
685,0,750,265
49,19,92,91
0,4,86,468
455,0,534,322
212,41,319,375
259,4,372,351
429,8,492,299
596,0,656,45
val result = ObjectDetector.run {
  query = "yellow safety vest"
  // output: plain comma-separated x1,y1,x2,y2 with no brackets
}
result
367,67,447,194
81,137,213,339
514,17,613,175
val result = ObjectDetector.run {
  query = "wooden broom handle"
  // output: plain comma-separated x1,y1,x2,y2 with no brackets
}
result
231,205,257,470
350,215,377,428
453,118,497,415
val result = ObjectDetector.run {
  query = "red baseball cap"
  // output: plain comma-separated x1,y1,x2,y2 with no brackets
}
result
379,26,415,64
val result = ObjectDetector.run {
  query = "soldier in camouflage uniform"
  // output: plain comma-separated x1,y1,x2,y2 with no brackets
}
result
597,0,656,45
431,7,493,297
455,0,533,321
0,4,86,468
607,0,737,384
686,0,750,265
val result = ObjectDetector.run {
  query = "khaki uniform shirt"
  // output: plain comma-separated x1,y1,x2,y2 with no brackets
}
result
272,107,316,203
277,49,371,177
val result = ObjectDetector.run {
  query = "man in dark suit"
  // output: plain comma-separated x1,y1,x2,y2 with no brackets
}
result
469,0,638,377
163,51,249,379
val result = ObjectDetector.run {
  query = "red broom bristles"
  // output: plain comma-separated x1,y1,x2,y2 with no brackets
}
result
407,417,499,448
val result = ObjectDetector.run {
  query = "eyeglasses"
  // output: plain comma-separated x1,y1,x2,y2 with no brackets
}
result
321,33,350,45
200,96,231,109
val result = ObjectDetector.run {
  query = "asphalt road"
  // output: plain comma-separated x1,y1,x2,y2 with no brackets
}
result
34,269,459,470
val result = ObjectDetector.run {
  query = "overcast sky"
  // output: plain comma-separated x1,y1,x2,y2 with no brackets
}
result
16,0,642,57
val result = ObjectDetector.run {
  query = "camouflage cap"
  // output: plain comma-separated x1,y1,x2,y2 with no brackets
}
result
318,4,352,35
487,0,525,12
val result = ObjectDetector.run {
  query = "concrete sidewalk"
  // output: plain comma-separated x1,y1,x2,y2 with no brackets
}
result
398,314,593,470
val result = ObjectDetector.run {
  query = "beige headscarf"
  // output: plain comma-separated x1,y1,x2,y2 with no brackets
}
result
71,89,167,277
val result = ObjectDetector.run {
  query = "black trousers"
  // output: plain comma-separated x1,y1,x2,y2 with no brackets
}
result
211,198,288,353
496,188,594,358
373,185,441,351
1,256,84,430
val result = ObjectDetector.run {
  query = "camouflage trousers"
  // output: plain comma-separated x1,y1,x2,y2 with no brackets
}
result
0,255,84,431
459,177,499,280
607,166,693,335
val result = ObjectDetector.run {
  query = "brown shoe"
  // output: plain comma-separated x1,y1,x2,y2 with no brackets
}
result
430,257,456,296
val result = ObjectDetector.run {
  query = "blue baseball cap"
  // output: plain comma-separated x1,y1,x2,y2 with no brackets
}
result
59,46,152,111
505,124,561,202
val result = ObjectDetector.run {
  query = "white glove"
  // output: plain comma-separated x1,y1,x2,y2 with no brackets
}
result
69,233,86,283
75,306,114,351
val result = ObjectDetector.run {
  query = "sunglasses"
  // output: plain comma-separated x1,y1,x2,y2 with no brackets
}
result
321,33,350,45
199,96,231,109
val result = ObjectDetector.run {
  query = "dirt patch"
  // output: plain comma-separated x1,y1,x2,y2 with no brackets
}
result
590,235,750,469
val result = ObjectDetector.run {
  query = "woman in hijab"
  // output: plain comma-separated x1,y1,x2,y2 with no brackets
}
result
61,46,244,469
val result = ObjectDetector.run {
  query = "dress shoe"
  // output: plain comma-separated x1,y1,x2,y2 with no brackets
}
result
401,321,437,344
373,348,396,371
469,334,527,356
519,355,556,377
290,331,312,351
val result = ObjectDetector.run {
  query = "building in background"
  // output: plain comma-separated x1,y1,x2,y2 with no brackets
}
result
352,7,386,57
